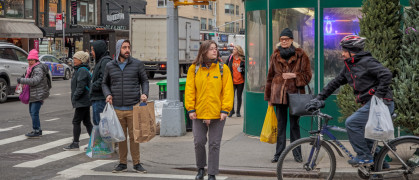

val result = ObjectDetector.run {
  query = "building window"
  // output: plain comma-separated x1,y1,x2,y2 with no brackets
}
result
225,4,234,15
225,22,235,33
106,3,110,14
158,0,167,7
2,0,24,18
129,6,131,13
121,5,124,13
236,5,239,16
236,22,240,33
200,5,206,10
193,5,198,8
24,0,33,18
208,2,213,10
77,1,95,24
208,19,213,30
49,0,58,27
201,18,207,30
193,16,198,20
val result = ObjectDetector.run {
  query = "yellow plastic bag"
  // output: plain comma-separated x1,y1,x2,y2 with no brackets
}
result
260,105,278,144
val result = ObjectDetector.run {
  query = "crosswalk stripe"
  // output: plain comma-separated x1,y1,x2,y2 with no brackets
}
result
13,133,89,154
54,160,229,180
14,145,88,168
44,118,60,122
0,131,58,146
0,125,23,132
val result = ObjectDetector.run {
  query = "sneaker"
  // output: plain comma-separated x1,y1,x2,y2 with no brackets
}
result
63,142,79,151
348,157,373,167
133,163,147,173
112,164,127,173
25,130,42,138
228,111,235,117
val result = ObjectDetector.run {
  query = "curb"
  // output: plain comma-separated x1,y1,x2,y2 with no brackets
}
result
175,167,358,178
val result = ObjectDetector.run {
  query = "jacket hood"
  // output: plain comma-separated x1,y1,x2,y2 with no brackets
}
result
115,39,127,62
91,40,109,61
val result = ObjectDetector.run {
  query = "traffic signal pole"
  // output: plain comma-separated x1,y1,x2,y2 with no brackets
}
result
160,1,186,136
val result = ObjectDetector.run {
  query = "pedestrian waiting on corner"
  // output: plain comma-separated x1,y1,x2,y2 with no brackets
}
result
185,40,234,180
63,51,93,151
17,49,51,138
225,45,245,118
102,39,149,173
90,40,112,126
265,28,312,163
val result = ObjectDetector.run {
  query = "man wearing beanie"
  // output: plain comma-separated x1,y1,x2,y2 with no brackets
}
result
90,40,112,126
64,51,93,150
18,49,51,138
102,39,149,173
265,28,312,163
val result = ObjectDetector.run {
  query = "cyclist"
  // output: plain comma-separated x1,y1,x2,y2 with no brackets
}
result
306,35,394,166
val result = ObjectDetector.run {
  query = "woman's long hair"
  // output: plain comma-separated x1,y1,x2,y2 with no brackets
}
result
234,45,245,61
192,40,218,65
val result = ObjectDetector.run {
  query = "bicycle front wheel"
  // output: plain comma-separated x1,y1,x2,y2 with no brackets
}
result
375,137,419,179
277,137,336,180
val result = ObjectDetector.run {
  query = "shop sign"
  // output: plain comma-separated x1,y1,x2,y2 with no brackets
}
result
34,40,39,52
56,14,63,30
89,4,94,13
107,12,124,23
71,0,77,24
104,25,127,30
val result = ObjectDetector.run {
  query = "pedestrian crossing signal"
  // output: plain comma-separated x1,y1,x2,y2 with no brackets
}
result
170,0,217,7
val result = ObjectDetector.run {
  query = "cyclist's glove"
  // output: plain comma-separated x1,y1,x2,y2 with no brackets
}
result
305,98,325,112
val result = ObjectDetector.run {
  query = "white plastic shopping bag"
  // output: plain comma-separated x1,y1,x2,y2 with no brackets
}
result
99,103,126,143
365,96,394,141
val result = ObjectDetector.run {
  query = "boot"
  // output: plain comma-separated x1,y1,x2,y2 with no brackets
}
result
208,174,216,180
228,110,235,117
195,168,205,180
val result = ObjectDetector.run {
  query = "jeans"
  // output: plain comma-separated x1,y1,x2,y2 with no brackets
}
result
345,100,394,160
92,100,106,125
72,107,93,142
29,101,43,130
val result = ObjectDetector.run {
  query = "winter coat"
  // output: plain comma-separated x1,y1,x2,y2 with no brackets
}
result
90,40,112,101
71,64,91,108
20,63,50,102
225,54,245,83
264,48,312,104
102,39,149,107
185,62,234,120
317,51,393,104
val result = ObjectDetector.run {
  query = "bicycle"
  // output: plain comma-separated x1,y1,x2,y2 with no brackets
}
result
276,110,419,180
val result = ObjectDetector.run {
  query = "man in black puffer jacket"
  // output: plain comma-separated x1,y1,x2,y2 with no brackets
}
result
102,39,149,173
306,35,394,167
90,40,112,125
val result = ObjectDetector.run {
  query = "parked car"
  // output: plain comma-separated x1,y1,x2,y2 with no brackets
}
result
0,43,52,103
39,55,72,80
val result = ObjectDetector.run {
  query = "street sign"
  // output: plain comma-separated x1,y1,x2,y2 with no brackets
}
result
56,14,62,30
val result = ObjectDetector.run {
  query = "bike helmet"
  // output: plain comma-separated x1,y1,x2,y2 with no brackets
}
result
339,35,366,53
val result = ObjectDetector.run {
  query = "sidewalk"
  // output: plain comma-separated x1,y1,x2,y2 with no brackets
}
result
139,115,359,179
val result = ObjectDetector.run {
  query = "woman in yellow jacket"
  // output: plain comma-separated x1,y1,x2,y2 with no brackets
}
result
185,40,234,180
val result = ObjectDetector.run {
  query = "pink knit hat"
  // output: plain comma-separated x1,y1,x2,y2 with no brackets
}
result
27,49,39,61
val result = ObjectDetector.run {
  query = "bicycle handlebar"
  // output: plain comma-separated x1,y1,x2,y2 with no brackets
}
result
312,110,333,120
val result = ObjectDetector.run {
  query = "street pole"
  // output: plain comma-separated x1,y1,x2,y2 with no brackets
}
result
160,1,186,137
62,12,65,59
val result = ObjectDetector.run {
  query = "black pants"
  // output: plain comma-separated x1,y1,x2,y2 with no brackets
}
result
274,104,301,158
231,83,244,114
72,106,93,142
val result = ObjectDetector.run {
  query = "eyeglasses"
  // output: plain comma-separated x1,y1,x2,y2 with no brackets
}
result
280,38,291,42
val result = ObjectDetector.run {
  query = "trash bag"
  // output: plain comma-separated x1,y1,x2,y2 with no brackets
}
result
99,103,126,143
260,105,278,144
365,96,394,141
86,125,113,158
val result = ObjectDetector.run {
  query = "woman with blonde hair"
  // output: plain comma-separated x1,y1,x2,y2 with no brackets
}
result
185,40,234,180
225,45,245,117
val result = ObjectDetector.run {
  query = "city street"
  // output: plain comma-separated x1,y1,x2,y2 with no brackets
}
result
0,75,277,180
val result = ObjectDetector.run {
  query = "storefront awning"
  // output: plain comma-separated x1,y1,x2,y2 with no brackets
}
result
0,19,43,38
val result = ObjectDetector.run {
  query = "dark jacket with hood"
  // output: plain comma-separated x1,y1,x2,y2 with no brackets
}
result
317,51,393,104
71,64,91,108
102,39,149,107
264,47,312,104
90,40,112,101
225,54,245,83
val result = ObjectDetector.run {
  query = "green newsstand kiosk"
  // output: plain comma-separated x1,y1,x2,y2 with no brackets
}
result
243,0,411,139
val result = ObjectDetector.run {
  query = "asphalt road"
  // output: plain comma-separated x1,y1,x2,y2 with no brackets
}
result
0,74,276,180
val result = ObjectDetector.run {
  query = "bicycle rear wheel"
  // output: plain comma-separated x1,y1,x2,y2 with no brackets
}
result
375,137,419,179
277,137,336,180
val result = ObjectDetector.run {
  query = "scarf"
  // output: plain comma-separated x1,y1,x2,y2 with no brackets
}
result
26,62,41,78
278,45,296,60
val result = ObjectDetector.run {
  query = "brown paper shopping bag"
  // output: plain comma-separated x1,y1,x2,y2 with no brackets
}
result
133,101,156,143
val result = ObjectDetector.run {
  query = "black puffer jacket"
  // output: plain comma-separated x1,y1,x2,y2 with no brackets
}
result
102,39,149,107
317,51,393,104
90,40,112,101
71,64,91,108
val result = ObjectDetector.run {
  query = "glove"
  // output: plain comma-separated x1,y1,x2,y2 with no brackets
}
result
17,77,22,84
305,98,325,112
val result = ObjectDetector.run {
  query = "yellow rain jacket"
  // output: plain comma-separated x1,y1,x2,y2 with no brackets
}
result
185,62,234,120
